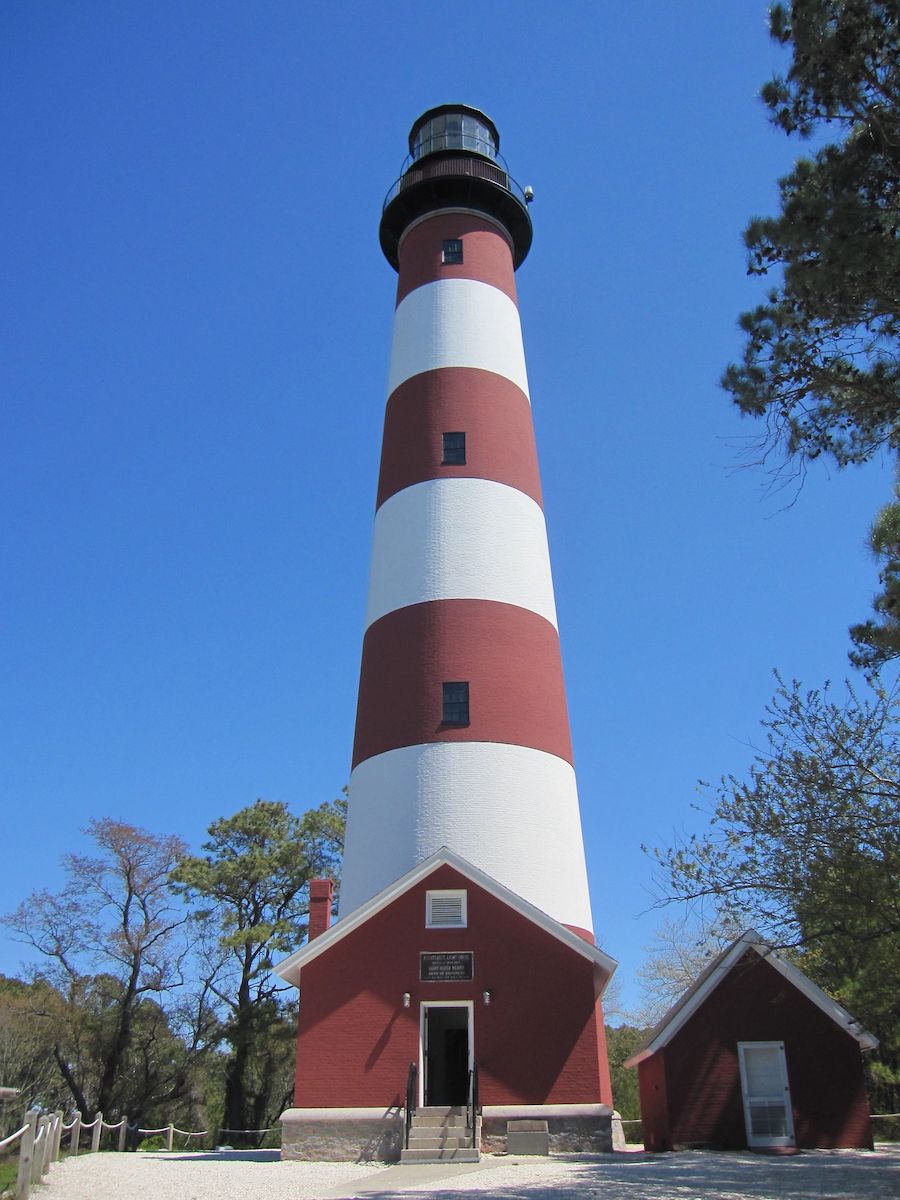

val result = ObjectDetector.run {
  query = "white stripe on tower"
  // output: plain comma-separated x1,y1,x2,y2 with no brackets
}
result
340,170,594,938
388,278,530,399
364,478,558,631
340,744,591,927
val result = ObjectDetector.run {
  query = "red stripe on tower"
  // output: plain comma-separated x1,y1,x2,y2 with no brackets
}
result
376,369,542,509
395,211,521,305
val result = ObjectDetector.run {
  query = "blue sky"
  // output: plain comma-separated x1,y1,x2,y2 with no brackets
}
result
1,2,893,1017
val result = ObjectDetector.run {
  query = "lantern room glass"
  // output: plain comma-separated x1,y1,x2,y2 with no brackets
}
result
411,112,497,161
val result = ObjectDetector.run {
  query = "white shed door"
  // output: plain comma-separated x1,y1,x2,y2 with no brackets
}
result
738,1042,795,1148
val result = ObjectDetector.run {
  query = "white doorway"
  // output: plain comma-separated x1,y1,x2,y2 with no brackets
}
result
738,1041,795,1148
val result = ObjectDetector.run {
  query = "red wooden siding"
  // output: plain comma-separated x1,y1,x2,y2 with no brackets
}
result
638,1052,669,1152
637,950,873,1150
293,863,612,1109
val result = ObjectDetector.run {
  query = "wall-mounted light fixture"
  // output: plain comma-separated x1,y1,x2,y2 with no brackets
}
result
402,992,411,1008
482,990,492,1006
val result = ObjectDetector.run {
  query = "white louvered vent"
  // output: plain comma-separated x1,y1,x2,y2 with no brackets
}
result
426,889,467,928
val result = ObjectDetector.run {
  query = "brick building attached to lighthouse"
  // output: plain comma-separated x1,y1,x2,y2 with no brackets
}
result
277,106,617,1162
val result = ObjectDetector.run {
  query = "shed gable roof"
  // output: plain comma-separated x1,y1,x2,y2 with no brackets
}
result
624,929,878,1067
274,846,617,987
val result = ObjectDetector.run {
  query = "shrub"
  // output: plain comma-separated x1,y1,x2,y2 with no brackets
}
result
138,1135,167,1152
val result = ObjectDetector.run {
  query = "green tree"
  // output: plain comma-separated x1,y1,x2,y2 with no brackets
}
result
649,673,900,1115
722,1,900,473
0,978,70,1132
3,819,208,1123
171,796,345,1145
605,1025,647,1130
849,477,900,669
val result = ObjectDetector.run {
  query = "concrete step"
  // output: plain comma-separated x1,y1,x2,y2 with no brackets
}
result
407,1134,473,1150
400,1147,481,1164
410,1116,469,1129
407,1123,473,1136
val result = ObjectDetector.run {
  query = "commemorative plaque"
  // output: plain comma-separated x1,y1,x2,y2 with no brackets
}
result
419,951,474,982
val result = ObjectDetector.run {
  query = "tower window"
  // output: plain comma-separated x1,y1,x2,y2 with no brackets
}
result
442,432,466,465
442,681,469,725
442,238,463,264
426,889,467,928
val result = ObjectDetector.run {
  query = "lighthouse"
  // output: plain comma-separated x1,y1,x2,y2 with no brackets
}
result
277,106,617,1162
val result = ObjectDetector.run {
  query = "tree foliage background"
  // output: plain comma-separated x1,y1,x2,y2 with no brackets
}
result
1,796,344,1145
723,0,899,474
721,0,900,667
172,796,345,1141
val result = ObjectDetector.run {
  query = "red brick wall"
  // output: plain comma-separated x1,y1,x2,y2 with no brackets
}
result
307,878,334,942
639,950,872,1150
293,864,612,1108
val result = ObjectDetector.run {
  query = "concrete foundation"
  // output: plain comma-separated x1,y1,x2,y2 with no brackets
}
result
281,1102,617,1161
481,1104,616,1154
280,1108,403,1162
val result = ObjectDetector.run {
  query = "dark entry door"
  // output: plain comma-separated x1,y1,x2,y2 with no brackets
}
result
424,1005,469,1106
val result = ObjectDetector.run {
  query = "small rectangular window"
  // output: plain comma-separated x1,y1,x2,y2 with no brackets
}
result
426,889,467,928
442,681,469,725
442,431,466,465
442,238,463,264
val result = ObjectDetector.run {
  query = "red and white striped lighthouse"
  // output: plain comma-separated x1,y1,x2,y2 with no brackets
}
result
277,108,616,1161
340,105,594,940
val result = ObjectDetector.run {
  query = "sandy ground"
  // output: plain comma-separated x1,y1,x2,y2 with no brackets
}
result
30,1144,900,1200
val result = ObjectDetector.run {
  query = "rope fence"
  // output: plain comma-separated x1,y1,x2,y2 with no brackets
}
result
0,1124,29,1153
0,1107,228,1199
217,1126,274,1135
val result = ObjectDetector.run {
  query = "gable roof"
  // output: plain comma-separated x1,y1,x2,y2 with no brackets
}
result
274,846,617,987
624,929,878,1067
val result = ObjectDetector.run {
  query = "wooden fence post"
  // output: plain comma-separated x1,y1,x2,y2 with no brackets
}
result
90,1112,103,1154
15,1108,37,1200
166,1123,174,1152
52,1110,63,1161
31,1118,46,1184
117,1117,127,1152
41,1116,54,1177
70,1112,81,1156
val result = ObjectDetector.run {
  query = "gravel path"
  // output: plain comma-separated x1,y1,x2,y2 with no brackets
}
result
31,1150,388,1200
32,1145,900,1200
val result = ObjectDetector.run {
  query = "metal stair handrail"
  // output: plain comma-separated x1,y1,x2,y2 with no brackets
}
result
404,1060,418,1150
466,1062,480,1149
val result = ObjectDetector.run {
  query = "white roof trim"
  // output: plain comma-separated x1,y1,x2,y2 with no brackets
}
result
274,846,617,986
624,930,878,1067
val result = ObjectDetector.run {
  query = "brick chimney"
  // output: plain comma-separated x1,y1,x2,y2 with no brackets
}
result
308,878,334,942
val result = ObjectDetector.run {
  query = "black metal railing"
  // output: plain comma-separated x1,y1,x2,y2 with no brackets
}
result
382,157,530,213
404,1060,417,1150
466,1063,480,1149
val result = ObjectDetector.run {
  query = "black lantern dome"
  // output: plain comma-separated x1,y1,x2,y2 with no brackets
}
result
380,104,532,271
